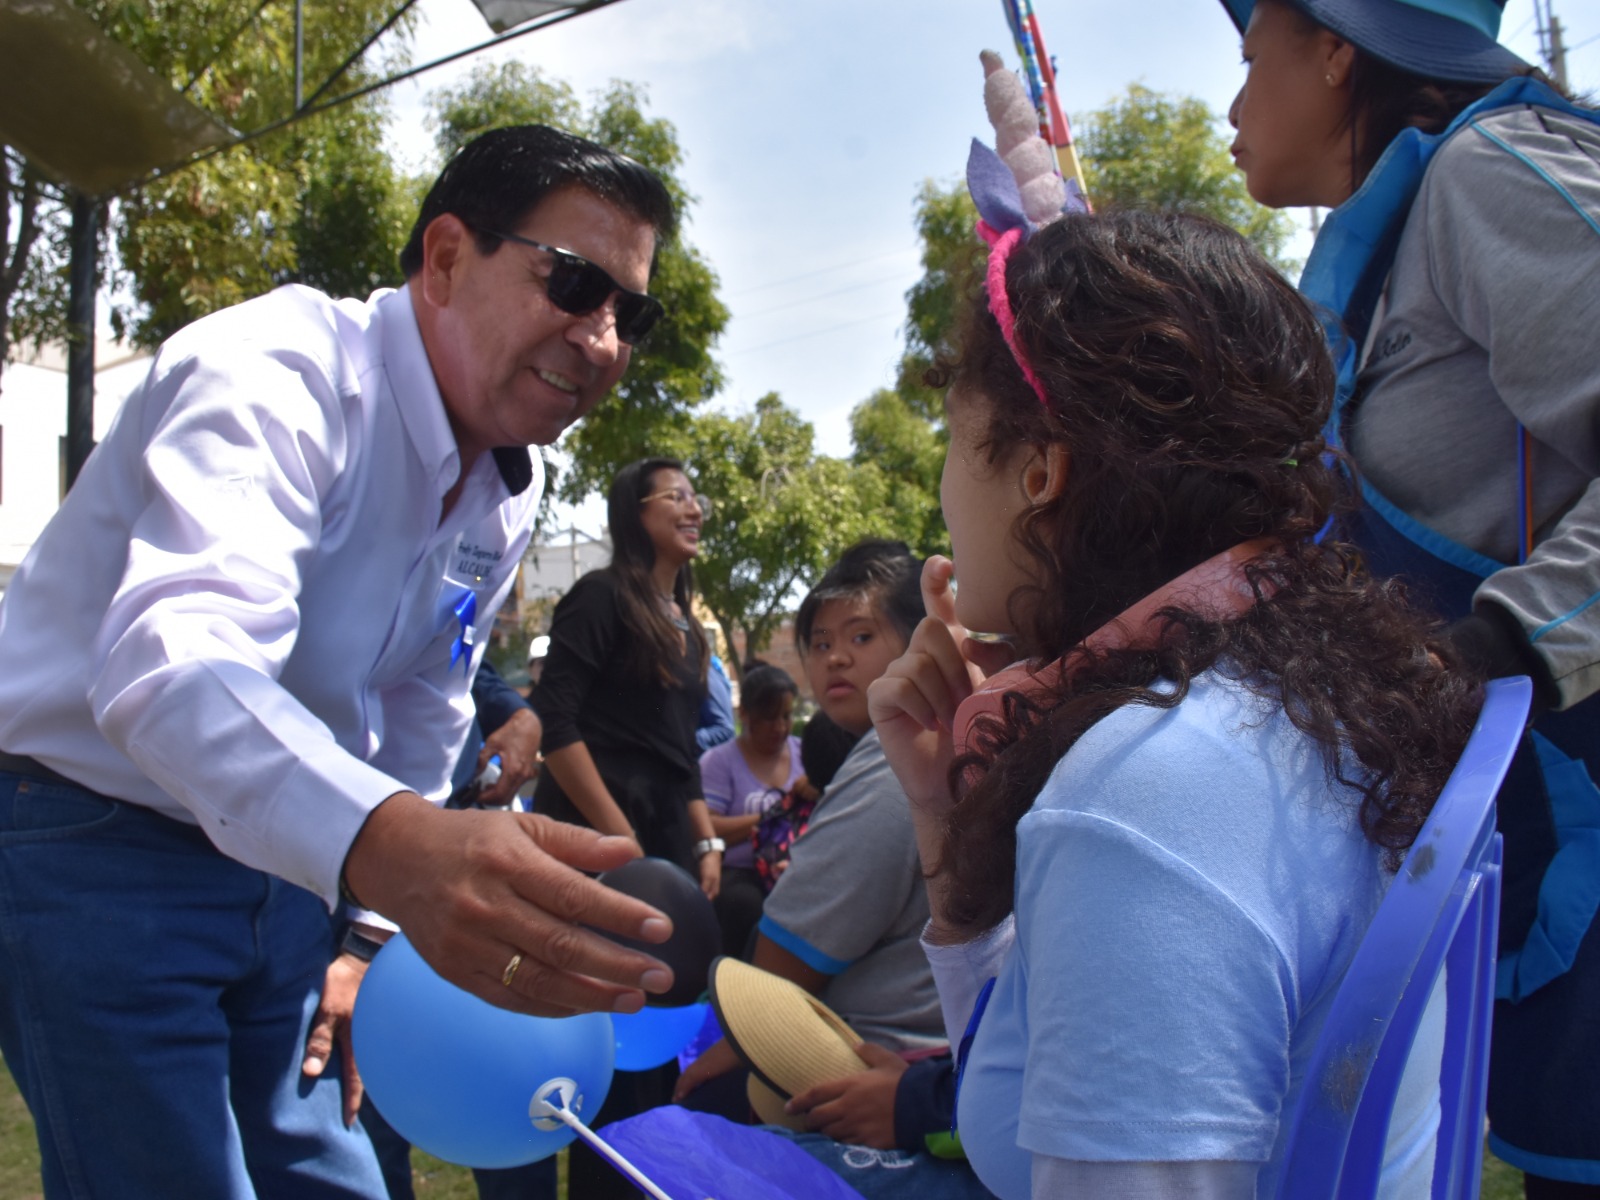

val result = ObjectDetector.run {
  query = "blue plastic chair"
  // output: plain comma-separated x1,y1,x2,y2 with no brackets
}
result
1275,675,1531,1199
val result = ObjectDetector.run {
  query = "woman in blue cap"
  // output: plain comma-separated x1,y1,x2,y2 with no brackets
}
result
1220,1,1600,1193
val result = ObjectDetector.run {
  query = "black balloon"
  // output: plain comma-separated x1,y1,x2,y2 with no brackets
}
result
594,857,720,1007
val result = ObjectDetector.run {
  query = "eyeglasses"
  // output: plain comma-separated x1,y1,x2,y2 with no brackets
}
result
480,228,664,345
641,487,712,518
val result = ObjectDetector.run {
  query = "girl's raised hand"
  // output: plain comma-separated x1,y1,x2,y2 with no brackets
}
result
868,557,991,814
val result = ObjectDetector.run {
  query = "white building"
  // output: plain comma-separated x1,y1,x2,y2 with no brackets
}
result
520,523,611,603
0,341,151,594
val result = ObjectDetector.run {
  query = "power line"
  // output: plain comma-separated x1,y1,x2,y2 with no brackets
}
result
726,246,918,298
739,273,916,321
725,310,904,357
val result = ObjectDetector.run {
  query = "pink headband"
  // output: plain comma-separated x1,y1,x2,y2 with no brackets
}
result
979,223,1051,409
968,50,1087,412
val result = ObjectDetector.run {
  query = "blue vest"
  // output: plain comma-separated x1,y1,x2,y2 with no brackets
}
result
1308,78,1600,1004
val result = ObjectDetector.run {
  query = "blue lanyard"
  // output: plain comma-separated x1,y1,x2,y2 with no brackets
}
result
950,975,997,1134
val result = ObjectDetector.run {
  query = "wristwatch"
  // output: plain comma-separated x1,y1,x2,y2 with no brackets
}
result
339,927,386,963
693,837,726,859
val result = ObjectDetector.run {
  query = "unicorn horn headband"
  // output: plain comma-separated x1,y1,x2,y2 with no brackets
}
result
967,49,1089,409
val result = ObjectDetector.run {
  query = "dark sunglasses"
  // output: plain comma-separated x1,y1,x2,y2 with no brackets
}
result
481,228,664,346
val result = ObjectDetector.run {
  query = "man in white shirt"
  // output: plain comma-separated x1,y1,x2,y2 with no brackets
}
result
0,125,680,1198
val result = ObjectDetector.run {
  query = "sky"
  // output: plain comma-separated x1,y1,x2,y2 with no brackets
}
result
382,0,1596,526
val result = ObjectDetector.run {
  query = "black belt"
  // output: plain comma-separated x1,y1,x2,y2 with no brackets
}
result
0,751,81,788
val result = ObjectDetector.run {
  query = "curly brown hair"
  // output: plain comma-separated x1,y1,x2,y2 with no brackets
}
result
927,210,1482,934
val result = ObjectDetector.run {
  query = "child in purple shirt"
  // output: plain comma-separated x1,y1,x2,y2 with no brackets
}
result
701,665,802,956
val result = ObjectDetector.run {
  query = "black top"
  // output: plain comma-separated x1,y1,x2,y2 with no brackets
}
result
530,569,706,869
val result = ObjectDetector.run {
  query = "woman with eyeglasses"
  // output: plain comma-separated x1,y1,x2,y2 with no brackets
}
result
530,457,722,899
1218,1,1600,1193
528,456,722,1200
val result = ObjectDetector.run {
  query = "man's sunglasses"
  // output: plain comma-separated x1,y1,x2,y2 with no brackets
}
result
481,228,664,346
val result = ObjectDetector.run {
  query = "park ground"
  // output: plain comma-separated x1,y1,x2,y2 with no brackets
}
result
0,1061,1526,1198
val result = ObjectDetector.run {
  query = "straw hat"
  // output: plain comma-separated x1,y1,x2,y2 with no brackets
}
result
708,957,869,1131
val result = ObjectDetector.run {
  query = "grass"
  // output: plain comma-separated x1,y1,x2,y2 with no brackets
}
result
0,1059,533,1199
0,1067,42,1200
402,1151,479,1199
0,1057,1529,1197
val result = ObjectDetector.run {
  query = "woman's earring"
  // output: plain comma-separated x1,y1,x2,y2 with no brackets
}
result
1325,73,1335,84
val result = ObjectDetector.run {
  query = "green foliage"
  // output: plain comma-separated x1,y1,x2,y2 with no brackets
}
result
836,178,982,560
687,394,891,665
850,387,950,559
427,61,583,158
845,84,1303,558
104,0,414,346
425,63,729,510
1,156,75,364
895,181,981,418
1077,84,1300,275
290,105,414,301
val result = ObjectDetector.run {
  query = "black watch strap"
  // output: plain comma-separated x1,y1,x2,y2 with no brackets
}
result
340,927,385,963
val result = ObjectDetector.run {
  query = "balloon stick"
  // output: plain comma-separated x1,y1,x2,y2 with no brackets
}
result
530,1082,691,1200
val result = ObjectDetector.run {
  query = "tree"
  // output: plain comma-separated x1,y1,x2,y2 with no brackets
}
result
2,0,415,367
686,394,889,669
849,388,949,559
894,180,982,419
1077,84,1299,274
851,87,1300,553
1,152,73,370
109,0,415,346
838,180,981,560
426,62,729,512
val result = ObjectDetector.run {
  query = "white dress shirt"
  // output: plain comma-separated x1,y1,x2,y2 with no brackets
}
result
0,284,539,909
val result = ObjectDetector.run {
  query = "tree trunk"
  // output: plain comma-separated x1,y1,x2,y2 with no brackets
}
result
64,191,97,491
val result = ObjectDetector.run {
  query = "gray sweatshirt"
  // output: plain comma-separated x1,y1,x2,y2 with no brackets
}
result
1347,104,1600,710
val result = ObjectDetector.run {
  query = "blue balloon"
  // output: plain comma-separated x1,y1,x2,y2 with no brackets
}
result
353,934,615,1168
612,1001,710,1071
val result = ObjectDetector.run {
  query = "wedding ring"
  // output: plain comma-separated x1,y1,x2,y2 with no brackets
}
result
502,952,524,988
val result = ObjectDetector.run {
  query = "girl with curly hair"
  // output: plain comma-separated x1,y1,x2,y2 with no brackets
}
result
868,209,1482,1198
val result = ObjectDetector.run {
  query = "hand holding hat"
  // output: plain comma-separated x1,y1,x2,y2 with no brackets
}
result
783,1041,908,1150
708,957,893,1134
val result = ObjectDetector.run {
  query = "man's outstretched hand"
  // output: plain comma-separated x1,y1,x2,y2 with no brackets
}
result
342,795,675,1017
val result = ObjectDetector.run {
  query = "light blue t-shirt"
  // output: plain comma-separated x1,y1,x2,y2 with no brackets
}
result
955,673,1439,1199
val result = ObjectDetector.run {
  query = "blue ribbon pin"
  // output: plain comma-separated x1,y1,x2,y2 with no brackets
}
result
449,589,478,674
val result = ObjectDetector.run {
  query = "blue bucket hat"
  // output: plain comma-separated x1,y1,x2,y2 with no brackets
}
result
1219,0,1532,83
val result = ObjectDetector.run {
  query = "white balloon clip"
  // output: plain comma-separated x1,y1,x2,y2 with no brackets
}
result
529,1077,684,1200
528,1077,581,1131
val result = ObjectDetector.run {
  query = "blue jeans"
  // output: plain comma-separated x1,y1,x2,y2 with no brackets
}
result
772,1131,994,1200
0,770,387,1198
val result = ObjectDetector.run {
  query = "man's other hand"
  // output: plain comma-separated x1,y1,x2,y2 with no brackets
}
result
476,707,542,805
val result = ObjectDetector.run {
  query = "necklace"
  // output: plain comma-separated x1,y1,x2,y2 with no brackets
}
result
656,589,688,630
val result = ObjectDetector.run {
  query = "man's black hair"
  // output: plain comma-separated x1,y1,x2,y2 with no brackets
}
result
399,125,677,277
794,538,925,652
